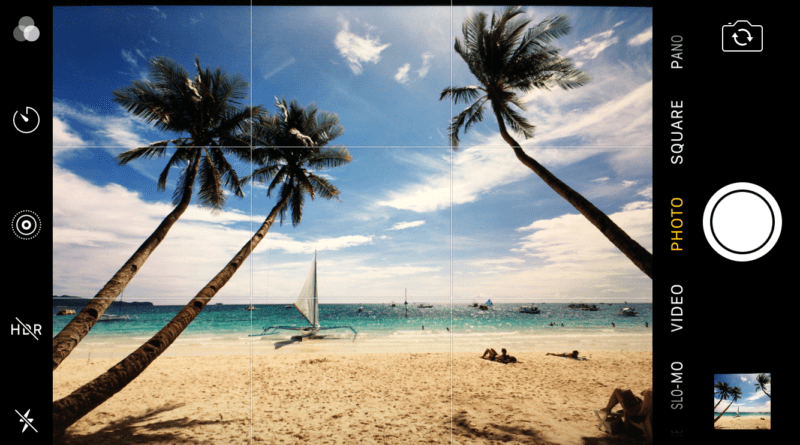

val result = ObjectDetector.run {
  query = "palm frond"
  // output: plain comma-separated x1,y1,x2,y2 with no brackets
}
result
307,173,341,201
289,183,306,227
171,152,199,207
157,146,192,191
500,104,535,139
117,140,177,165
439,85,484,104
306,147,352,170
197,150,225,210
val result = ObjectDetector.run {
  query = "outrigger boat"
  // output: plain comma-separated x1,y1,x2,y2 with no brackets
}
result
251,252,356,340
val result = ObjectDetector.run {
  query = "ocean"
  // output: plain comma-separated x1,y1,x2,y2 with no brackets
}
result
54,302,652,358
714,411,771,418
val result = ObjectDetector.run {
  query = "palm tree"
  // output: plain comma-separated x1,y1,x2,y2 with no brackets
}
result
714,381,731,410
714,386,742,424
52,98,351,438
52,56,259,371
441,7,652,278
754,373,771,398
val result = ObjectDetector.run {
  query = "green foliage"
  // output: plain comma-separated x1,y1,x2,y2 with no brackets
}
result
113,56,260,210
242,98,351,227
441,6,589,148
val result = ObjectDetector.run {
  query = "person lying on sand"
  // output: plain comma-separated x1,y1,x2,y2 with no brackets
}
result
599,388,653,426
547,350,585,360
481,348,517,364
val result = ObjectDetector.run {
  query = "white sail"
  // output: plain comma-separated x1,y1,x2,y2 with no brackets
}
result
251,251,356,340
293,251,318,327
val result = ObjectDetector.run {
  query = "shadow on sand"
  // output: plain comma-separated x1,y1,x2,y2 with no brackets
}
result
451,411,560,444
451,411,646,445
56,402,235,444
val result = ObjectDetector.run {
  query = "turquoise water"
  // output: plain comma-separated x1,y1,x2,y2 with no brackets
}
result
714,411,771,418
54,302,652,356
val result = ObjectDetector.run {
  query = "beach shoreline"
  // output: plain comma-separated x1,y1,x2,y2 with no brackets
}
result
55,350,652,444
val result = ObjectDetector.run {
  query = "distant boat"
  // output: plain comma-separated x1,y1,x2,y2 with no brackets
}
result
357,307,363,313
215,303,223,306
56,308,75,316
251,251,356,339
618,307,637,316
285,305,293,309
98,290,133,322
479,299,492,310
519,304,540,314
244,305,258,311
418,303,433,308
569,303,599,311
390,301,397,307
734,406,740,418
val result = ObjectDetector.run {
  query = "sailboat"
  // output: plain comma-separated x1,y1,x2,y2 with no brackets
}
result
98,290,133,322
479,299,492,310
734,405,740,418
251,251,356,339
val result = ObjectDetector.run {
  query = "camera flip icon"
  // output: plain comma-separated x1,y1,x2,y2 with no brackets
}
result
722,20,763,52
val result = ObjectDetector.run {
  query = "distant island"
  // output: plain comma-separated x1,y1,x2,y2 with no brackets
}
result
53,295,153,308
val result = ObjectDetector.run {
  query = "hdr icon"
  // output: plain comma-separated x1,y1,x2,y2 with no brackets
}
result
11,319,41,338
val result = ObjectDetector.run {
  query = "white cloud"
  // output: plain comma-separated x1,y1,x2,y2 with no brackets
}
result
52,165,375,301
417,52,434,78
453,204,653,300
150,6,166,19
263,56,296,81
388,220,426,230
53,100,150,149
394,63,411,84
566,29,619,66
53,117,86,153
396,52,434,84
121,49,138,67
629,26,653,46
334,17,390,75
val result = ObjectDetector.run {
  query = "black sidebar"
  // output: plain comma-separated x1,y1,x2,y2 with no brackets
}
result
656,4,786,445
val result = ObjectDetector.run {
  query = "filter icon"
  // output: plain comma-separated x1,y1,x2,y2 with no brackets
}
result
13,17,40,42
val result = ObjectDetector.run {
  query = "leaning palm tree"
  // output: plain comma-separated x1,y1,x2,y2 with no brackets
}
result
714,386,742,424
441,7,652,278
52,56,259,371
714,380,731,410
754,373,771,398
52,98,351,438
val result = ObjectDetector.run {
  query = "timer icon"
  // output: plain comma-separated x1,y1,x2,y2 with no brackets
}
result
13,107,40,134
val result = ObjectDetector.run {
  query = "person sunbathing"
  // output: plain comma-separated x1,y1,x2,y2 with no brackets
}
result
599,388,653,425
482,348,517,363
547,350,581,359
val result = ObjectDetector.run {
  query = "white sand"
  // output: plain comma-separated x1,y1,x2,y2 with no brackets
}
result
54,350,652,444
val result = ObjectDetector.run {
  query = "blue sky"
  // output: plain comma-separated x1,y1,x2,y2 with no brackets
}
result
53,6,653,305
714,374,771,413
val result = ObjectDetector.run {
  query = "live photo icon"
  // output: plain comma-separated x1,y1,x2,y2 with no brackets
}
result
722,20,763,52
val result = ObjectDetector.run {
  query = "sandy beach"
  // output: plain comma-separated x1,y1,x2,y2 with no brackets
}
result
54,349,652,444
714,416,771,430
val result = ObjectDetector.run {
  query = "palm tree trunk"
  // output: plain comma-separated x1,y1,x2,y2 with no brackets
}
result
52,194,290,439
714,401,734,424
491,106,653,278
52,153,202,371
